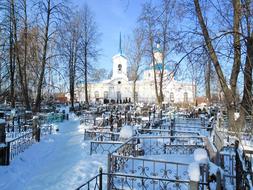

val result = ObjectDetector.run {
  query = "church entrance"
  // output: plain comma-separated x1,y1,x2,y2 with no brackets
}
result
117,91,121,102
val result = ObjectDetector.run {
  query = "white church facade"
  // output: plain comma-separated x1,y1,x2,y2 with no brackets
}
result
76,36,196,105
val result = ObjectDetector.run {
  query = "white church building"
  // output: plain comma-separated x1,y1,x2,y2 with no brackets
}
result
76,35,196,105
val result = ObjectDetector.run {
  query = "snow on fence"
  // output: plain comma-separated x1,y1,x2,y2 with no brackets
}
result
107,135,205,159
89,129,204,155
6,128,33,141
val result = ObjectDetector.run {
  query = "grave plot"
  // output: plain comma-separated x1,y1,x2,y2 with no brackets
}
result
86,107,213,156
106,135,209,190
77,110,220,190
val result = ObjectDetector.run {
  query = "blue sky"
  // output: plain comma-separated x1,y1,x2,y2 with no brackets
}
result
72,0,144,72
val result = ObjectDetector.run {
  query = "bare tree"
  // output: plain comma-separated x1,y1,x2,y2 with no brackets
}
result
34,0,64,112
0,5,10,102
194,0,253,131
59,11,82,110
78,4,101,106
13,0,31,109
8,0,16,107
126,28,145,105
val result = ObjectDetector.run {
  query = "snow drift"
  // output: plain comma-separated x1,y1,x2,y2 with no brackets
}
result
188,162,200,182
119,125,133,139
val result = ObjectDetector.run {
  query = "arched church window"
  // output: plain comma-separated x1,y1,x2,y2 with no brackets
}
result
184,92,188,103
118,64,122,73
104,91,108,99
117,91,121,101
95,91,99,99
170,92,174,102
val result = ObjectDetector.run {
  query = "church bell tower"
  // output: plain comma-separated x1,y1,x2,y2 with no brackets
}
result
111,33,128,81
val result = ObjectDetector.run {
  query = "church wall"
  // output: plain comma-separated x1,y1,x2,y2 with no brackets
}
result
74,38,196,105
76,79,195,105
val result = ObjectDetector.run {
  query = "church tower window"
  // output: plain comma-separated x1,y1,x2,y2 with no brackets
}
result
118,64,122,73
104,91,108,99
95,91,99,99
170,92,174,102
184,92,188,103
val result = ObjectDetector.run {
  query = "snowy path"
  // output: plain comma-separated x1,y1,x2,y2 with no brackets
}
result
0,116,107,190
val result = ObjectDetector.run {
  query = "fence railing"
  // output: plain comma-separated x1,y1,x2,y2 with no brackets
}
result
76,170,209,190
107,172,208,190
220,143,253,190
220,147,236,187
138,128,201,136
40,124,53,137
105,136,208,189
84,130,119,141
38,113,65,124
110,136,205,157
7,130,35,163
110,154,190,179
1,118,59,165
76,168,103,190
6,128,33,141
90,141,122,155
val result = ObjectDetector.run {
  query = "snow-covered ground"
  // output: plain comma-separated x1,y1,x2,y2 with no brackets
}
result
0,115,107,190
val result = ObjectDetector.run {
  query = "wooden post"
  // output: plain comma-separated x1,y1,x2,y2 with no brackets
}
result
33,117,40,142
